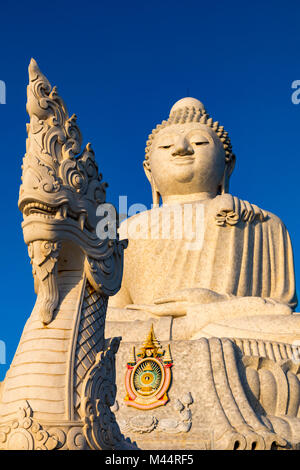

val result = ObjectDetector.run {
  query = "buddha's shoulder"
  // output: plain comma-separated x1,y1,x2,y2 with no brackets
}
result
118,197,288,240
211,194,287,229
263,209,286,227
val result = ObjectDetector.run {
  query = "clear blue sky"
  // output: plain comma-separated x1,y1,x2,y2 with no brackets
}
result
0,0,299,379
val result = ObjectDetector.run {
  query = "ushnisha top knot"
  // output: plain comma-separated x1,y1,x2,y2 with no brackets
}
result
169,97,205,114
144,97,234,166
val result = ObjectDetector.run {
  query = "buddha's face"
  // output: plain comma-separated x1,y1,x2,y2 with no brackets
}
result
147,123,226,198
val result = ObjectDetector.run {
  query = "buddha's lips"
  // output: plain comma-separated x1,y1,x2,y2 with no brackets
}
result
170,156,195,164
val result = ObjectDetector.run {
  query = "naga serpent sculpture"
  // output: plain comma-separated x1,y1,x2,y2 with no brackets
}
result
0,59,134,450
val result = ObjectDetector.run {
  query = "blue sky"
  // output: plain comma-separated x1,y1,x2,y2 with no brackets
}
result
0,0,299,379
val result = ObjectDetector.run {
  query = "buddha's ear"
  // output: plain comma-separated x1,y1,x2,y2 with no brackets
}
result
220,153,236,194
143,159,152,184
226,153,236,178
143,159,160,206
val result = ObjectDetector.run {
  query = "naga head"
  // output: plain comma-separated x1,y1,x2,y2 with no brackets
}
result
19,59,126,324
19,58,106,241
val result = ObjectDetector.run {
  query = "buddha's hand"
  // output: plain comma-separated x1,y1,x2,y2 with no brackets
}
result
154,288,227,305
126,288,227,317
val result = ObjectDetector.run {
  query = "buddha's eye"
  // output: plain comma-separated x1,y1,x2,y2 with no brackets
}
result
192,140,209,146
159,144,173,149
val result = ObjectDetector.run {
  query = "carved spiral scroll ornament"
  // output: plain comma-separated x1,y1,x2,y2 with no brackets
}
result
79,338,136,450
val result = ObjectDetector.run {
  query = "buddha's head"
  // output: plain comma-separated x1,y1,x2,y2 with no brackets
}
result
144,97,236,204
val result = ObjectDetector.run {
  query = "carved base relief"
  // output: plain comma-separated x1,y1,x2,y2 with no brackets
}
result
112,337,300,450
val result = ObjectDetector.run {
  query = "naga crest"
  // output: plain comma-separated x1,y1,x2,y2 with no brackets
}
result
19,59,127,324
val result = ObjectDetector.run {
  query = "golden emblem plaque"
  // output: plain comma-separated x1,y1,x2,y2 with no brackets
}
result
124,325,173,410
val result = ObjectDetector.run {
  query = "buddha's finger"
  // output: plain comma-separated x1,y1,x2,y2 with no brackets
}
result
149,302,187,317
153,287,203,304
125,304,153,310
125,303,187,316
154,293,187,304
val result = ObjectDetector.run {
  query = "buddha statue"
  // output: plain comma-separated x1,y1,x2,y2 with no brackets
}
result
107,97,299,343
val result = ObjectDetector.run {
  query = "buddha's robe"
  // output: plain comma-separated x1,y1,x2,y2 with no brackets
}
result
110,194,297,311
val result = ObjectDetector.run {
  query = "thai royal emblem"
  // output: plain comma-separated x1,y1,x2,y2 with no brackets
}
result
124,324,173,410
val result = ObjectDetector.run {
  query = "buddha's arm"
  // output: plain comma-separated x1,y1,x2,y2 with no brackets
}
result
171,296,294,341
127,287,292,319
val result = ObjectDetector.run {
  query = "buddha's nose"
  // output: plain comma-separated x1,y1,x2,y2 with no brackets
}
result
172,137,194,156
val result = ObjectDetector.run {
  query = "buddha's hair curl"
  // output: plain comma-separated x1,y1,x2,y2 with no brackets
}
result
144,105,235,168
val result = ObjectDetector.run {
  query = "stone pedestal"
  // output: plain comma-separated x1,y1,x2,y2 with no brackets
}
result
112,336,300,450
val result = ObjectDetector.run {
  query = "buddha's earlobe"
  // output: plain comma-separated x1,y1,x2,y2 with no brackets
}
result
220,168,229,194
143,160,161,206
151,178,161,207
220,153,236,194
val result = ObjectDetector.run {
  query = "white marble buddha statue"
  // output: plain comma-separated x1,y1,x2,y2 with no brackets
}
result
108,97,298,342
